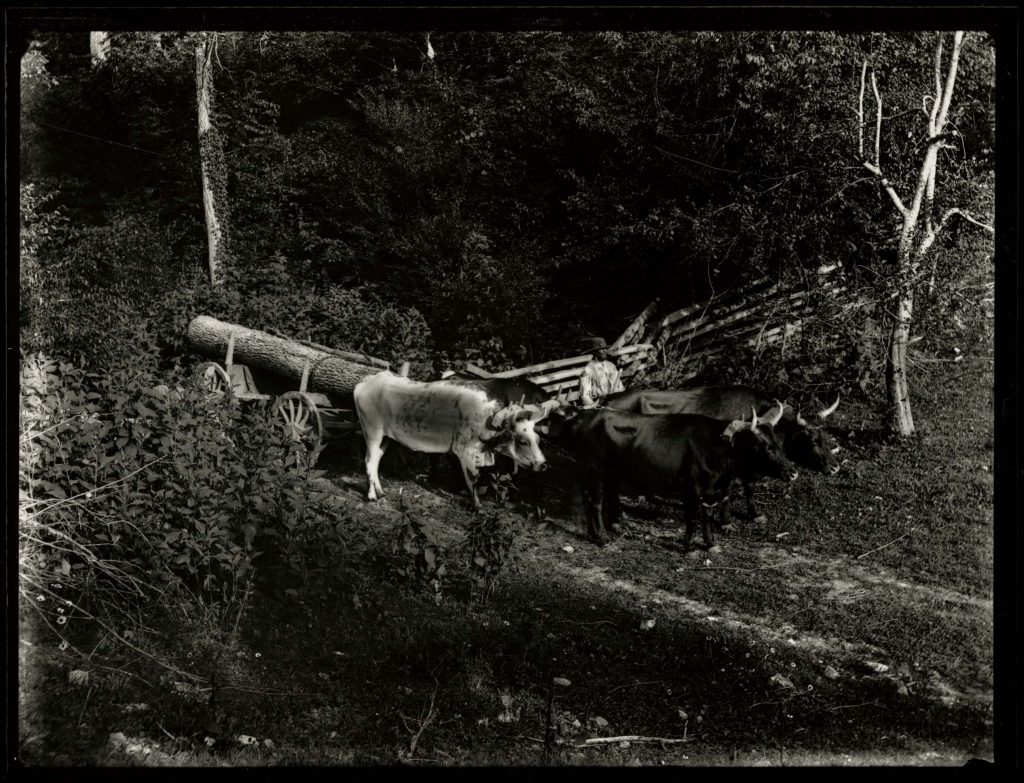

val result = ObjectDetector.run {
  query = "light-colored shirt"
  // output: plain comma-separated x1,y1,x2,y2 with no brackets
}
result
579,360,624,408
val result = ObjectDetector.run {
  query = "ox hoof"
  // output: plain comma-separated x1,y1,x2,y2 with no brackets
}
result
752,515,768,525
708,545,723,555
720,523,737,534
686,548,703,560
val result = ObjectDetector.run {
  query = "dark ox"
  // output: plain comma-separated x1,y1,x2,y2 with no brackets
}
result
604,385,840,524
559,403,798,552
354,371,561,509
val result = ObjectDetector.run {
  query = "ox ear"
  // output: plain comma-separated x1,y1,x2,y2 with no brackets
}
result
722,419,747,441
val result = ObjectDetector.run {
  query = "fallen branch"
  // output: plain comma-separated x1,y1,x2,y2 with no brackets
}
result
826,700,879,712
400,683,439,758
856,529,914,560
606,680,663,695
577,735,691,747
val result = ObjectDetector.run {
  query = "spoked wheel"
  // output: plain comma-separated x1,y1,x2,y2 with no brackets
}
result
272,391,324,455
195,362,233,398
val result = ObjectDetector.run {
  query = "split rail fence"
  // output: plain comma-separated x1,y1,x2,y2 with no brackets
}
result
463,264,858,397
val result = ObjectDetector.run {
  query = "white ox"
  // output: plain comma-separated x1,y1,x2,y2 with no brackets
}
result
353,371,561,509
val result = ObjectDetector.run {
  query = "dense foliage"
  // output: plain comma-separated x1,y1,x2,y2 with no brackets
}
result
21,30,994,378
19,354,346,633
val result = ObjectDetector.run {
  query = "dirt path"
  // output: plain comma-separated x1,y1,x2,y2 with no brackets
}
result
318,454,993,718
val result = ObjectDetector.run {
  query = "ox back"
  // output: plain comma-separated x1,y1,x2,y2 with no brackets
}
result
604,385,776,420
440,372,551,407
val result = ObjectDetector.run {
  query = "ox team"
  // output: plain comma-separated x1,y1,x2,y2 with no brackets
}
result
354,366,841,554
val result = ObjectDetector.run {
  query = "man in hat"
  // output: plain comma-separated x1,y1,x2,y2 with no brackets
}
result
579,337,625,408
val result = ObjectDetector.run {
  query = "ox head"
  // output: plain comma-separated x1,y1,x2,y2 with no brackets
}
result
722,402,799,483
787,395,841,475
486,399,562,471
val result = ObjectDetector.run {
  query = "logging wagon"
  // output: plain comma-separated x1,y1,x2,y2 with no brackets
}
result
187,315,397,458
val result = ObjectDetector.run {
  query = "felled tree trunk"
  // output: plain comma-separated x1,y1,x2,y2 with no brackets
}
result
186,315,385,396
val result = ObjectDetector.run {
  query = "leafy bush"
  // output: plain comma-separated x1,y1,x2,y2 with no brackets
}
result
19,352,342,650
392,506,447,604
466,512,524,604
20,186,204,375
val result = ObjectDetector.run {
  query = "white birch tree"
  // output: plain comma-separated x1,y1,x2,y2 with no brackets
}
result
856,31,994,437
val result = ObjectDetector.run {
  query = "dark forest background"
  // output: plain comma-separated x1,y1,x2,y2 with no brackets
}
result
19,30,995,389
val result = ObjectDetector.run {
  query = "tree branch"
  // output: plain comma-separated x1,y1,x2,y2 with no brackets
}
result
870,68,882,167
934,32,964,130
859,159,909,216
925,131,959,146
900,31,966,256
938,208,995,234
917,207,994,261
858,60,867,158
930,34,944,133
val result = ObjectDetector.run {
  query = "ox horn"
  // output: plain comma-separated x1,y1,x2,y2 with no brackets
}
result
749,406,758,430
766,399,785,427
796,409,808,426
817,394,840,420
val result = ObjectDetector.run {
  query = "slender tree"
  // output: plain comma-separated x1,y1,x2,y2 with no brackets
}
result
856,31,993,437
196,32,231,286
89,31,109,64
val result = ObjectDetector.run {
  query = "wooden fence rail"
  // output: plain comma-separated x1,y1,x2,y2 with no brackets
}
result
454,263,861,401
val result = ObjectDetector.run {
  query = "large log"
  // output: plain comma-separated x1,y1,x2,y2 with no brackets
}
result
187,315,386,397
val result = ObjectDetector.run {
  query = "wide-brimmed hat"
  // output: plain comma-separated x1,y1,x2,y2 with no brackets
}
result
583,336,609,352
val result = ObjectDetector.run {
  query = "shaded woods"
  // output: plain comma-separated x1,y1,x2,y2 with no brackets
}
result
21,30,994,410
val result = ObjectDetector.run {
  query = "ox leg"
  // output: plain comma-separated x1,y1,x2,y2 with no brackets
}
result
363,429,388,501
528,470,544,521
701,503,721,554
602,475,622,538
718,489,737,533
428,453,443,484
682,492,702,558
584,477,608,545
459,459,483,511
746,480,767,525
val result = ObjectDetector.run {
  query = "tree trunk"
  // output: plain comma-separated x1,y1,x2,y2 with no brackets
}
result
186,316,386,397
886,286,915,436
196,34,230,286
89,32,109,64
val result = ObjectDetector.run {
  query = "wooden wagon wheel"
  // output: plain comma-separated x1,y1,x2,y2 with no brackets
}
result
272,391,325,451
195,362,233,398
